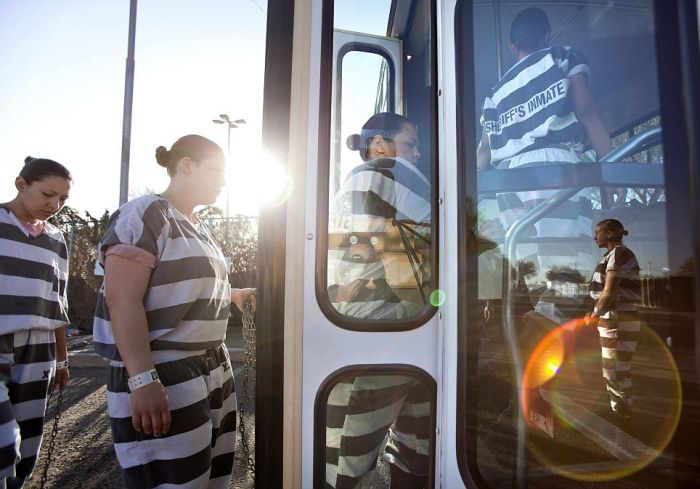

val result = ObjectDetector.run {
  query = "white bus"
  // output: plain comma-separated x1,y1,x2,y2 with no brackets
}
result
253,1,700,487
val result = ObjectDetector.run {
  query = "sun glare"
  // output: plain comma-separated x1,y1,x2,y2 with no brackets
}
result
221,150,292,215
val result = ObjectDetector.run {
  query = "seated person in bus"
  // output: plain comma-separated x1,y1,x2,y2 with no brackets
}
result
329,112,431,319
475,6,621,323
326,112,431,488
329,235,413,319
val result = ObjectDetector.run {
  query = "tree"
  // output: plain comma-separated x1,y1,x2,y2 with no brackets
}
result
50,206,112,332
545,266,586,284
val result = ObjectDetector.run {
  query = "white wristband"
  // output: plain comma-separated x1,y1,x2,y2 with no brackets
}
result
128,369,160,391
55,359,69,369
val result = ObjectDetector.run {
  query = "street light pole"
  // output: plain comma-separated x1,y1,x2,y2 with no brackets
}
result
212,114,246,218
119,0,138,205
212,115,246,246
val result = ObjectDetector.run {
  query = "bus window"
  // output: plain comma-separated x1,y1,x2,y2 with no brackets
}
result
316,367,435,488
332,49,394,195
458,0,699,487
319,0,438,329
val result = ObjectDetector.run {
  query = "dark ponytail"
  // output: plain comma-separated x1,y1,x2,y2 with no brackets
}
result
347,112,415,161
20,157,72,185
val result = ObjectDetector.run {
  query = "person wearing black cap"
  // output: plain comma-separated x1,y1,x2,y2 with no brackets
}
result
476,7,620,323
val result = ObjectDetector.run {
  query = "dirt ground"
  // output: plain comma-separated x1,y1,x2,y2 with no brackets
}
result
26,366,255,489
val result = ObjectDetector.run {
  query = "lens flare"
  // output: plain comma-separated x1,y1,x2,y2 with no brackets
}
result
429,289,446,307
520,318,682,481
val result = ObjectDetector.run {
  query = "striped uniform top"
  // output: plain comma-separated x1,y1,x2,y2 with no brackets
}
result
93,195,231,360
589,244,641,315
0,207,69,334
481,46,591,164
331,157,431,234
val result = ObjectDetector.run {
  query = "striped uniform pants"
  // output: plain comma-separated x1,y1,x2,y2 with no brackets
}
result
107,344,236,489
0,329,56,488
597,310,640,415
496,148,595,283
326,375,431,489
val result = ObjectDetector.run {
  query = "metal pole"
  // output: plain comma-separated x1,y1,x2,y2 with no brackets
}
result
226,123,231,219
119,0,138,205
225,123,231,245
494,0,503,80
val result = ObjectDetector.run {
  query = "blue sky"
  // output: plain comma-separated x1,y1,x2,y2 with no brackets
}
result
0,0,268,215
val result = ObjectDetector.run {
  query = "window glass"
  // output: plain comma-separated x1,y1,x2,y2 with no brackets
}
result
323,0,436,327
332,50,392,195
320,370,434,488
460,1,698,487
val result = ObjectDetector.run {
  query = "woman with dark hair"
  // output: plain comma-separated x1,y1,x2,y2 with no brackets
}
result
340,112,430,228
0,157,72,487
326,115,431,489
476,6,620,300
93,135,254,488
587,218,641,430
330,112,431,317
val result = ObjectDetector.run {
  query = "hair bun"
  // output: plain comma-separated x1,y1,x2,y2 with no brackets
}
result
346,134,360,151
623,230,629,236
155,146,169,167
24,156,34,164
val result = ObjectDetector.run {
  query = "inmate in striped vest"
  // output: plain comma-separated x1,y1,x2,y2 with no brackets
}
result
0,207,69,333
481,46,590,164
590,244,641,414
93,195,232,359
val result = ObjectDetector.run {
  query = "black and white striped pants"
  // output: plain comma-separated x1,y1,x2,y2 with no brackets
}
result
0,329,56,488
325,375,431,489
107,344,236,489
598,310,640,415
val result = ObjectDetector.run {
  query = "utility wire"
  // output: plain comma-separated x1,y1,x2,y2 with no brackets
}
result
250,0,266,15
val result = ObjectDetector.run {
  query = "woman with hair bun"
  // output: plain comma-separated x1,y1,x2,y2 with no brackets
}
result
587,218,641,432
0,156,72,487
93,135,254,488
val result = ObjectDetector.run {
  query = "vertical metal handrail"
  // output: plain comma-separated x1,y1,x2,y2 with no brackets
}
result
502,186,581,489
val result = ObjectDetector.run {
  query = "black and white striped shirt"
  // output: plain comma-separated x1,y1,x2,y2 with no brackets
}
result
93,195,231,360
590,244,641,314
0,207,69,334
331,157,431,234
481,46,590,164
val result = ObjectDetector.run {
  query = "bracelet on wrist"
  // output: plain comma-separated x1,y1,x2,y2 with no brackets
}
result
127,369,160,391
55,359,69,369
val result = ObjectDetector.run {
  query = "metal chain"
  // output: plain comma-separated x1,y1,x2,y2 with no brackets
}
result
39,384,64,489
238,298,256,478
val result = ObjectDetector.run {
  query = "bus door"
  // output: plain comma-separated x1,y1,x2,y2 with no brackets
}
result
300,1,440,487
448,1,700,488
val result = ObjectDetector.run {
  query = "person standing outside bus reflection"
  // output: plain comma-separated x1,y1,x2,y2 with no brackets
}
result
93,135,254,488
476,7,620,300
0,157,72,488
587,219,641,430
